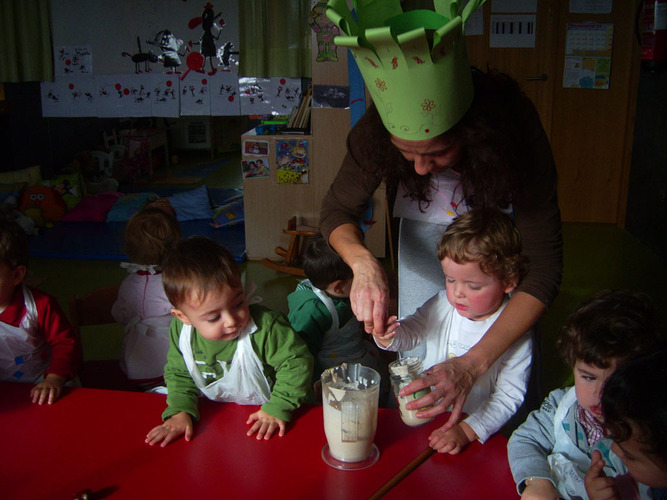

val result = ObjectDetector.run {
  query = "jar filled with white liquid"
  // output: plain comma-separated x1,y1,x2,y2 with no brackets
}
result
388,357,434,427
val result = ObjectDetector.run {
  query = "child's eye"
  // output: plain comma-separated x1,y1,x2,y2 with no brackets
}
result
207,314,221,323
468,284,482,291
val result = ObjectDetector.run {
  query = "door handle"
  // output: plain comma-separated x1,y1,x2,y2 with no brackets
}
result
525,73,548,81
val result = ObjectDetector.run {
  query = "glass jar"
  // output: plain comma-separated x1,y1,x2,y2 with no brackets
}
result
388,357,434,427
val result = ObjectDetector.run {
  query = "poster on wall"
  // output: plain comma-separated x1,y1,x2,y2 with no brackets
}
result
276,139,309,184
563,22,613,89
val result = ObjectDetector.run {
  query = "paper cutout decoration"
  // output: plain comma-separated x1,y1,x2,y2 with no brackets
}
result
309,1,339,62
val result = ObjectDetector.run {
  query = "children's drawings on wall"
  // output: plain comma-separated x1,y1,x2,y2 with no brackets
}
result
272,78,303,114
239,78,303,117
180,77,210,115
67,77,97,117
151,77,180,117
42,74,294,118
241,159,269,179
54,45,93,75
209,71,240,116
239,77,272,115
276,139,309,184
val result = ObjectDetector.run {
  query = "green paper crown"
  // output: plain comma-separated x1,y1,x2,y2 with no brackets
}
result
327,0,486,140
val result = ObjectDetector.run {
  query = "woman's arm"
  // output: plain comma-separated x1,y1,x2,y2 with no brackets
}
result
328,223,390,335
402,291,545,429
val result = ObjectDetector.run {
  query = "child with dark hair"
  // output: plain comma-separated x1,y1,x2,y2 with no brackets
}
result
112,204,181,390
287,233,390,398
508,289,661,500
146,236,313,447
375,208,531,453
0,218,80,404
585,348,667,500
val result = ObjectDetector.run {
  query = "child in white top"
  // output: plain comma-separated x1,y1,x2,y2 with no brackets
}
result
375,208,532,453
111,202,180,389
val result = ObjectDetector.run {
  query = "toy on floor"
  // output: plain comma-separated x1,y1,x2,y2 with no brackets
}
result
18,185,66,228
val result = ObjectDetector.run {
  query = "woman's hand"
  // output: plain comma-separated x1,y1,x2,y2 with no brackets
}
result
329,224,390,334
400,354,481,429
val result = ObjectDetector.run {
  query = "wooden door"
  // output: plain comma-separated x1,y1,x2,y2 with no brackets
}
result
464,1,641,225
466,1,558,137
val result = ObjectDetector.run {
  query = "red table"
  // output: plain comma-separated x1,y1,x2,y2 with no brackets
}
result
382,432,518,499
0,382,445,500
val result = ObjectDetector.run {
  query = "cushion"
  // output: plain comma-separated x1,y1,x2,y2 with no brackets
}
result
212,197,244,228
106,192,159,222
0,165,42,186
61,192,123,222
166,185,214,221
42,172,87,210
0,182,27,206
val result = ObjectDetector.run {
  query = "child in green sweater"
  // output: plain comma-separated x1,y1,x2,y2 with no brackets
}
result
145,236,313,447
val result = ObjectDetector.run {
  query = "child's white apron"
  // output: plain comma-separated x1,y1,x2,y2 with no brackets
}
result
0,285,49,383
178,319,271,405
548,387,627,500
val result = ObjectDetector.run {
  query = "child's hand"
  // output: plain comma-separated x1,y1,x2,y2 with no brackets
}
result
428,421,475,454
520,478,558,500
585,450,620,500
145,411,193,447
31,373,66,405
246,409,286,440
372,315,398,348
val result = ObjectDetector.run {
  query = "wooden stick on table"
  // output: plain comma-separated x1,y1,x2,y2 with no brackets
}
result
367,447,436,500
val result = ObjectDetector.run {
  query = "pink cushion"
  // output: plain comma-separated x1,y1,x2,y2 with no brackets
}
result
61,192,123,222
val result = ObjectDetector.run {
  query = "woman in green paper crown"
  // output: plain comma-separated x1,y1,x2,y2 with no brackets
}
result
321,0,562,433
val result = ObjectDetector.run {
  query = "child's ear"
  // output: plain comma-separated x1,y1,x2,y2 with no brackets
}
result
503,277,518,295
331,279,345,295
11,265,26,286
170,308,192,325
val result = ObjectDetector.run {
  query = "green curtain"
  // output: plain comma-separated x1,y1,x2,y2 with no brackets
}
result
0,0,53,83
239,0,311,78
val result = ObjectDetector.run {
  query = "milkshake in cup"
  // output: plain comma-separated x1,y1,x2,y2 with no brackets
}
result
321,363,380,470
389,357,434,427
